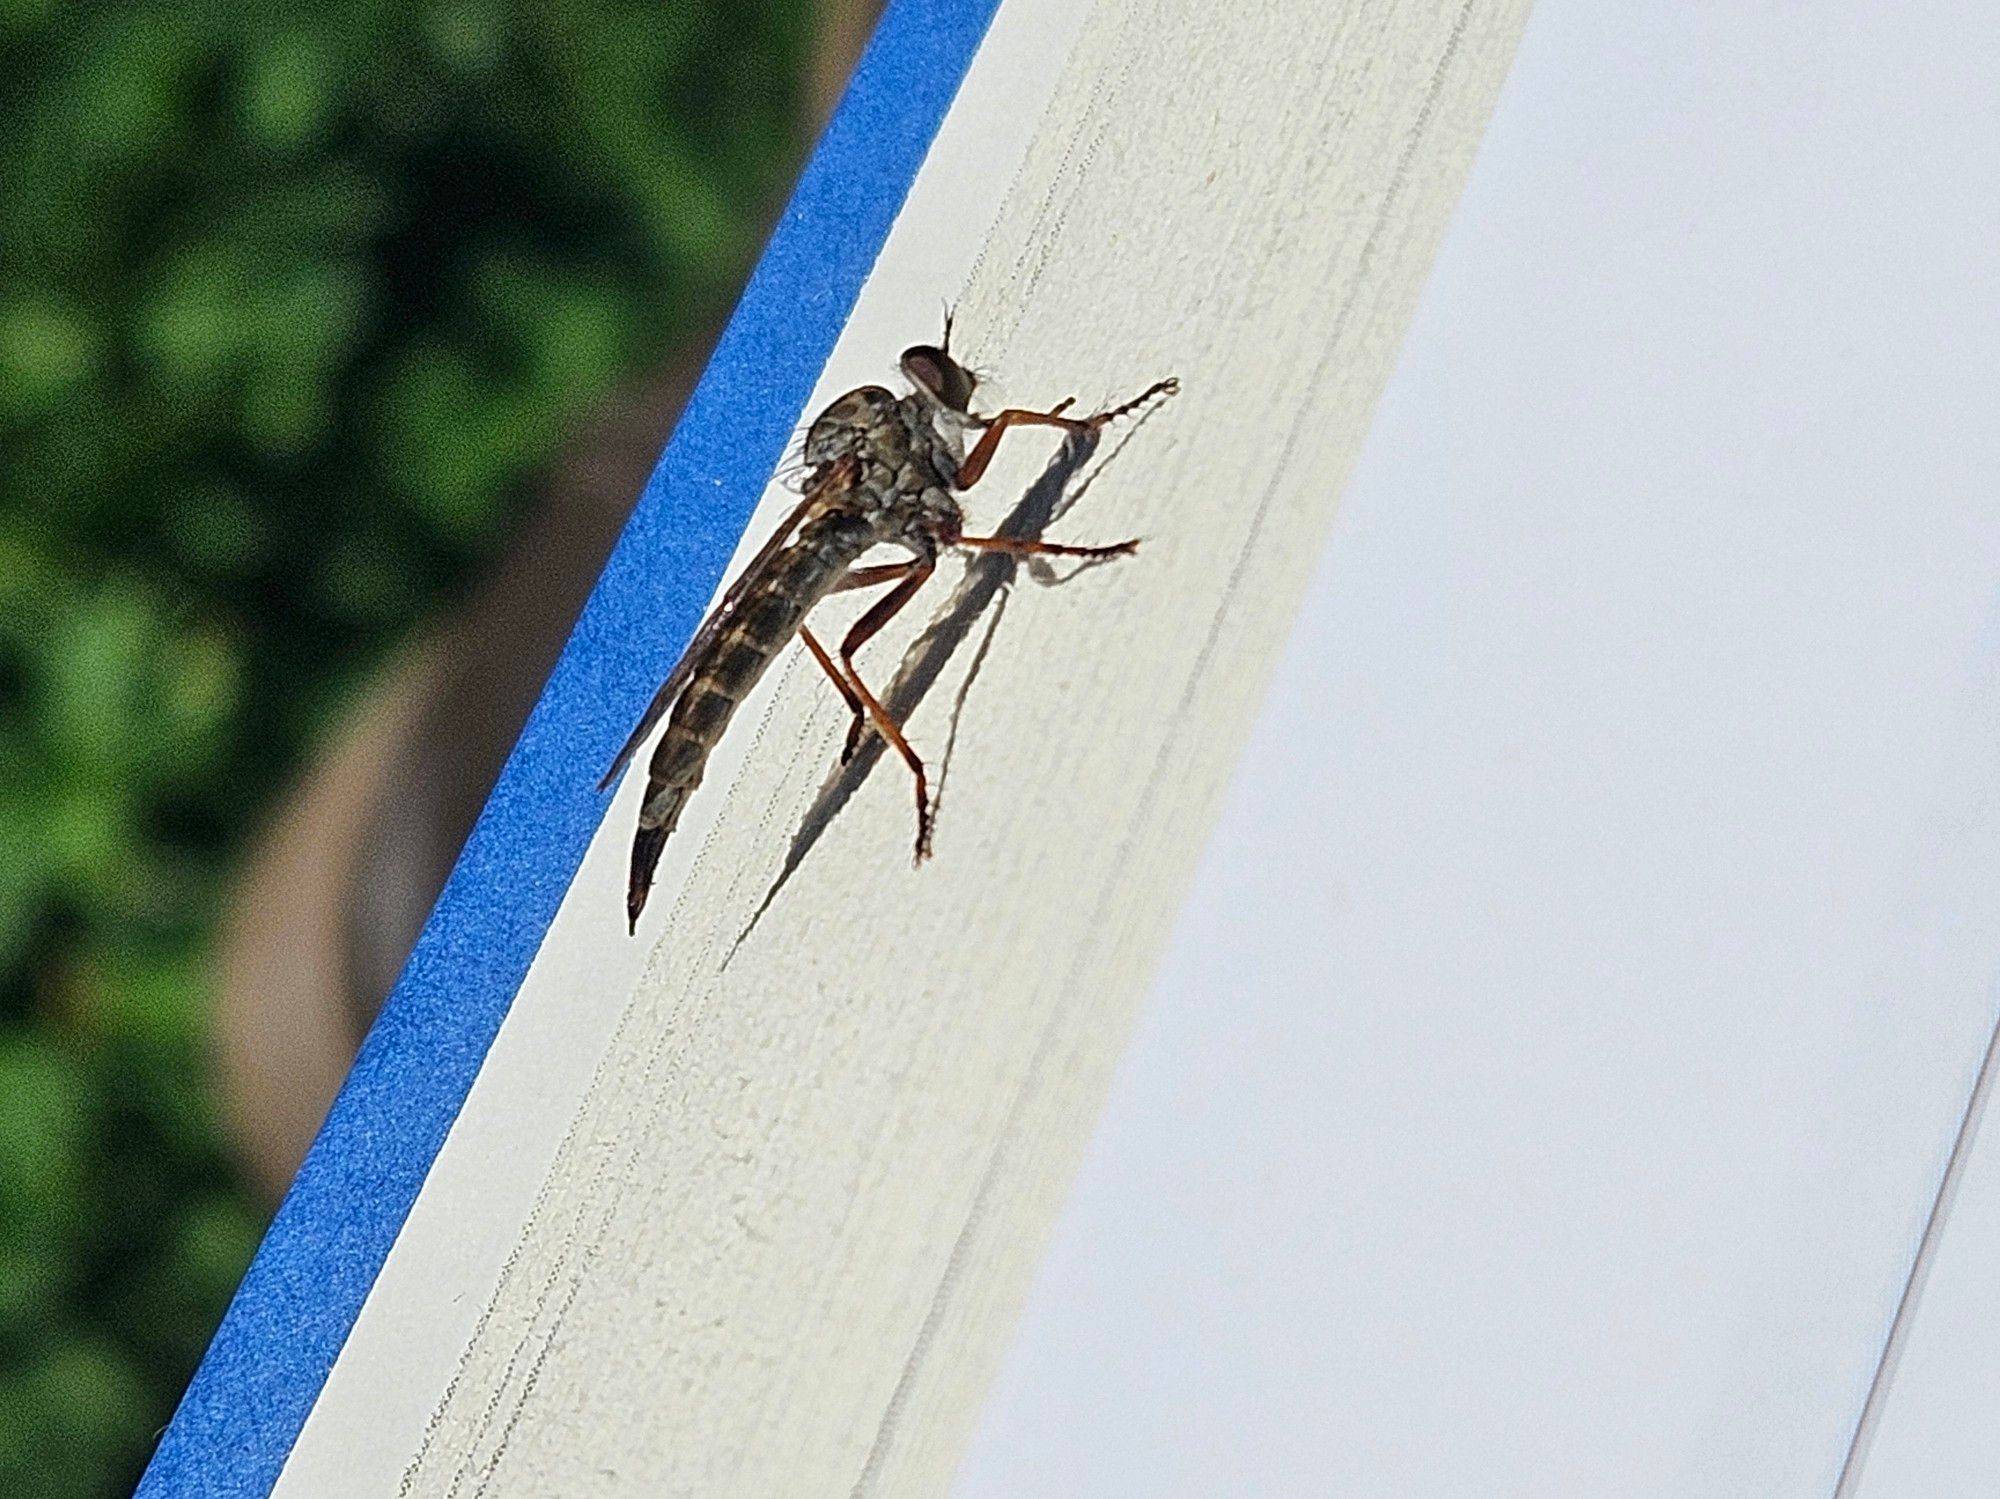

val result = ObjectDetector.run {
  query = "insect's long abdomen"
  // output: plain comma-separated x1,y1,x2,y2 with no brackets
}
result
626,511,873,929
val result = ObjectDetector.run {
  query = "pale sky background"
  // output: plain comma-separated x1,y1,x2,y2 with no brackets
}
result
958,4,2000,1494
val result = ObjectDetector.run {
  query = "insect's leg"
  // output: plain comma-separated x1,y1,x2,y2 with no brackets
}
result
799,628,865,759
829,561,921,594
953,403,1084,488
838,561,939,859
954,376,1179,489
957,534,1139,562
801,560,928,758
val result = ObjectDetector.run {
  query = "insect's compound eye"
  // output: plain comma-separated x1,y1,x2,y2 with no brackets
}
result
900,345,977,413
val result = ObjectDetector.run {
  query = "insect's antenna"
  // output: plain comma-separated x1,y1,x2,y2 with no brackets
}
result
940,301,955,355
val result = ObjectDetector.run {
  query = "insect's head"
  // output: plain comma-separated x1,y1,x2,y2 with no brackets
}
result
899,344,978,415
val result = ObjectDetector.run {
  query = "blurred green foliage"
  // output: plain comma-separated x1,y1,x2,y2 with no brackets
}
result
0,0,809,1491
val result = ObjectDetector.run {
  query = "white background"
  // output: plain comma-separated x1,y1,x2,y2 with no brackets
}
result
958,4,2000,1495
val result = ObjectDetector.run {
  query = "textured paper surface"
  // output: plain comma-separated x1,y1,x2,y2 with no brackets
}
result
275,0,1533,1494
954,6,2000,1492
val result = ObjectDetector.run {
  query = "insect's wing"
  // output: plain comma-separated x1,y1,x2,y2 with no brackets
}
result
597,461,857,791
598,657,700,792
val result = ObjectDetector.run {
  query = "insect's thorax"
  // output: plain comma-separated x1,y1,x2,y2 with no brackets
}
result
803,385,966,553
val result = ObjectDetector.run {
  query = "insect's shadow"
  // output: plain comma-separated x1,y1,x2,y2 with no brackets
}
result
725,414,1158,962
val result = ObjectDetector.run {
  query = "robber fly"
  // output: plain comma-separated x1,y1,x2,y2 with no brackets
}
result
601,321,1176,931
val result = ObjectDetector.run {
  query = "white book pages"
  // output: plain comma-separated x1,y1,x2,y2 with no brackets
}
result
958,2,2000,1495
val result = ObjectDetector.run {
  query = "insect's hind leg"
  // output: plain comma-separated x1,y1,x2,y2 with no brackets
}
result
800,626,865,760
800,560,927,763
836,561,939,861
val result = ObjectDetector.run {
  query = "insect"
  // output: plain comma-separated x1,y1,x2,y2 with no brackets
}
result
601,322,1177,931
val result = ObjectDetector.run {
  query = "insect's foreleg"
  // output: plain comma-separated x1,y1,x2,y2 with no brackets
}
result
954,376,1178,488
953,403,1084,488
837,561,939,860
958,534,1139,562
